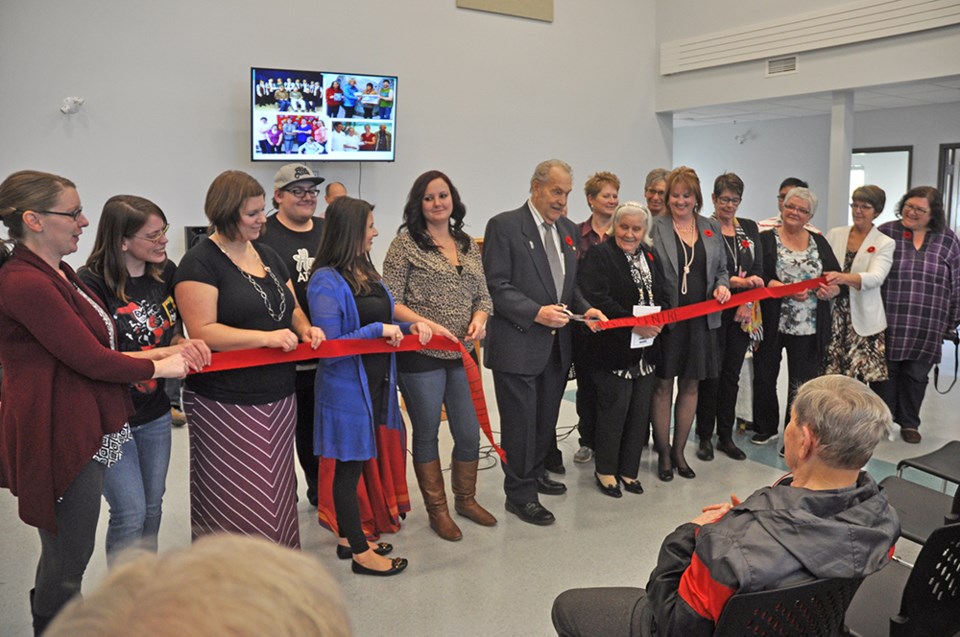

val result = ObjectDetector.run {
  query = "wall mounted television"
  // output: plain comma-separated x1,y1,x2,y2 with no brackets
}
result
251,66,396,162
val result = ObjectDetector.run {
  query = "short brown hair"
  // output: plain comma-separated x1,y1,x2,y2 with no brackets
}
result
665,166,703,215
852,185,886,214
713,172,744,198
204,170,265,240
584,171,621,200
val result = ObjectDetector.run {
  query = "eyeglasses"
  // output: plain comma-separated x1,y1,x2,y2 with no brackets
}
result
132,224,170,244
717,196,741,206
849,202,874,211
902,202,931,215
777,194,787,201
645,188,666,198
783,203,811,216
283,187,319,199
17,207,84,221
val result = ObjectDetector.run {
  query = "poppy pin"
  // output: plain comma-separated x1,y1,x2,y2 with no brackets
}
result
564,236,574,247
647,252,654,263
704,229,714,237
903,231,913,240
867,246,876,253
741,240,751,249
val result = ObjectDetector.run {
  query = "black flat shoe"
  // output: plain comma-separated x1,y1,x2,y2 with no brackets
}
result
536,473,567,495
595,473,622,498
337,542,393,560
504,499,555,525
351,557,408,576
716,438,747,461
696,438,714,461
621,478,644,494
676,465,696,479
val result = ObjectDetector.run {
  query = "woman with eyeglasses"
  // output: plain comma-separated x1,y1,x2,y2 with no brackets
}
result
872,186,960,443
751,187,840,449
79,195,211,564
822,186,894,386
174,170,324,549
0,171,191,633
695,173,764,463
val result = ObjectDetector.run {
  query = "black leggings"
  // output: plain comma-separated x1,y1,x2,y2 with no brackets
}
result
333,460,368,554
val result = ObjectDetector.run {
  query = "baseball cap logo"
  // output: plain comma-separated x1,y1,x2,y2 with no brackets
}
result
294,166,310,179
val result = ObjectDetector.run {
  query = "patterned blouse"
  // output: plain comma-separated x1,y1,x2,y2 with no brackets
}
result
878,220,960,364
774,229,821,336
382,230,493,359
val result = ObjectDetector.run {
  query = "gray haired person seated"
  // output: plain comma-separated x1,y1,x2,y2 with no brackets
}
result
552,374,901,637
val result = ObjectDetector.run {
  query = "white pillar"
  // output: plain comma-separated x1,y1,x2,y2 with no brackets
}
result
826,91,854,231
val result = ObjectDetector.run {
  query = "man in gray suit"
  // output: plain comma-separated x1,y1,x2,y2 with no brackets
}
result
483,160,606,525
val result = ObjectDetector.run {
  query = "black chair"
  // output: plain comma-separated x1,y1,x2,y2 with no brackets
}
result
896,440,960,486
845,523,960,637
880,475,960,544
713,577,863,637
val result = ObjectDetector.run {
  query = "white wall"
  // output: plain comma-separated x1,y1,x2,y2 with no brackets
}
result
0,0,667,267
674,102,960,230
654,0,960,112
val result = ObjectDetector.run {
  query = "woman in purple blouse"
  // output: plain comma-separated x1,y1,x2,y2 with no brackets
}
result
874,186,960,443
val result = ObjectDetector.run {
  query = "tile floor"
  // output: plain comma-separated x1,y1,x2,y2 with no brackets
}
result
1,359,957,636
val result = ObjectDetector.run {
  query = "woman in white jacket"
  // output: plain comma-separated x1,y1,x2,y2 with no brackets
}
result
823,185,894,382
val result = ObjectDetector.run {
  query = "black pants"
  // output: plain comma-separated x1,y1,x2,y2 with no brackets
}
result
34,460,105,620
871,359,933,430
333,460,368,554
493,340,566,504
752,332,820,436
552,587,648,637
697,308,751,441
294,369,319,501
593,369,653,478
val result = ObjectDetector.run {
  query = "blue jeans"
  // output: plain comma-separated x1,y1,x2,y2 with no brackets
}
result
103,411,172,560
399,365,480,463
379,106,392,119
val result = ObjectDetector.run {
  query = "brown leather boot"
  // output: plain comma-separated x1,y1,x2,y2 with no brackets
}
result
451,459,497,526
413,461,462,541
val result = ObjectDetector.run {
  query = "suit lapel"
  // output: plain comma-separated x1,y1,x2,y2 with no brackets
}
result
520,206,560,302
557,219,577,302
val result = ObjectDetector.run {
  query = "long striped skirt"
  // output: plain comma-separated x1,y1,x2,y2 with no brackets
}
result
183,390,300,549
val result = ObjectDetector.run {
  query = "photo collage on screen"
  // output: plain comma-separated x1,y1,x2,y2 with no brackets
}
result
252,68,396,161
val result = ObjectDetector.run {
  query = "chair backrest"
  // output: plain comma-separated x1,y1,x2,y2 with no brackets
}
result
891,522,960,637
713,577,863,637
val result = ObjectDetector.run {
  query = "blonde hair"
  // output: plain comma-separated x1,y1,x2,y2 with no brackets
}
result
45,535,352,637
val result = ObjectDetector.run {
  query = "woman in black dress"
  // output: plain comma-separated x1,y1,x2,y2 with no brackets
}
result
648,167,730,481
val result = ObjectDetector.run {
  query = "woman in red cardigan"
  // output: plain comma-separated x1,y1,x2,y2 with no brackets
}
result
0,170,193,635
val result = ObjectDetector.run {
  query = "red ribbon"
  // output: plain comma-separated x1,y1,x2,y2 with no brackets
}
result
595,276,826,331
191,276,827,466
194,336,506,462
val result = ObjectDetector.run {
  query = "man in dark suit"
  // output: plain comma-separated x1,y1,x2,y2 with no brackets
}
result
483,159,606,525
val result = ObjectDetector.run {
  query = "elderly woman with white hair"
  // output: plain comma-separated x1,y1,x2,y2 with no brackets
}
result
751,187,841,448
577,202,661,498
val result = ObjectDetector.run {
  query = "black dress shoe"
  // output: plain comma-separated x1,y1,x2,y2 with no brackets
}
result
351,557,408,576
536,474,567,495
595,473,622,498
621,478,644,494
716,438,747,461
337,542,392,560
672,452,696,479
696,438,714,461
505,499,555,525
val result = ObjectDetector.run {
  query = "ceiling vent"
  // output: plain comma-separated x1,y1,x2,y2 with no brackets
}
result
766,55,798,77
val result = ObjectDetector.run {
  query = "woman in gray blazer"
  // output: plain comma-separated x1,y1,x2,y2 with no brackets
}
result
648,167,730,481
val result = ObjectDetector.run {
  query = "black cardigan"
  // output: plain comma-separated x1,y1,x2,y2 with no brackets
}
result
758,230,840,356
577,237,659,371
